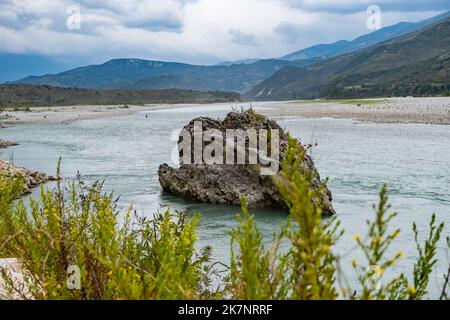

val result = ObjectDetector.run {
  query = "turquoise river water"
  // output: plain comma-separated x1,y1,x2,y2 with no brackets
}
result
1,103,449,297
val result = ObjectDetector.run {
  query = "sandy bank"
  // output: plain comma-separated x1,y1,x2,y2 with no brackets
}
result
257,97,450,125
0,97,448,126
0,104,162,125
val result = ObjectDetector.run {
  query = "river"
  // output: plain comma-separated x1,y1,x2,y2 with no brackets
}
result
1,103,449,297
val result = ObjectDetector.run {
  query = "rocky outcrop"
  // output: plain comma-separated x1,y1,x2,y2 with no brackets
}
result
158,110,335,216
0,139,18,148
0,160,57,195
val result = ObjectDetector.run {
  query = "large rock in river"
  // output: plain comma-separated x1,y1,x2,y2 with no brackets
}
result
158,110,335,216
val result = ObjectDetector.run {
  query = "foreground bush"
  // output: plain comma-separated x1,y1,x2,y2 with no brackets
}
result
1,141,449,300
0,165,213,300
228,136,449,300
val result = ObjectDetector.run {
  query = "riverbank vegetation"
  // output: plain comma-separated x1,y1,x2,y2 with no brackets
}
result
1,140,449,300
0,84,241,110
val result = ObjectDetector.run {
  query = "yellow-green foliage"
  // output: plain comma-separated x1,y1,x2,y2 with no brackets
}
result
342,187,445,300
0,166,212,300
349,185,405,300
275,137,342,300
228,198,290,299
0,175,23,224
228,137,342,300
228,136,448,300
244,107,265,121
442,237,450,300
0,138,449,300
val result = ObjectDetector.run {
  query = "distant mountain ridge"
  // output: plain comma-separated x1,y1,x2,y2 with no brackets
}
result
245,18,450,100
16,59,196,89
280,11,450,61
212,12,450,66
9,11,450,100
15,58,321,93
0,54,68,83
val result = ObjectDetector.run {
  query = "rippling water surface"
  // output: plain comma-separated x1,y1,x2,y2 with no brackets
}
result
1,103,449,296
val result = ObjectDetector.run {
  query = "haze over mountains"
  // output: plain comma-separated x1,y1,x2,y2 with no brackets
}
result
0,54,68,83
280,11,450,61
3,11,450,101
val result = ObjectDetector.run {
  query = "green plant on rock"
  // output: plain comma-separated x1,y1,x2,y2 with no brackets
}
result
244,108,264,122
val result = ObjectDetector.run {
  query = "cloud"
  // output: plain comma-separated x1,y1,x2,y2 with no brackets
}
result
0,0,448,65
285,0,450,13
229,29,259,46
76,0,188,31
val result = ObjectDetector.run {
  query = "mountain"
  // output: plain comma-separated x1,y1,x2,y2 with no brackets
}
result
0,54,68,83
215,58,260,66
15,59,196,89
13,11,450,96
108,58,323,93
245,18,450,101
281,11,450,61
0,84,240,108
15,58,321,93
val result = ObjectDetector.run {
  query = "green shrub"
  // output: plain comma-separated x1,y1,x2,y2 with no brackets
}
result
275,137,342,300
0,165,213,300
228,137,342,300
0,137,449,300
227,136,448,300
227,198,290,299
348,185,405,300
244,108,264,121
440,237,450,299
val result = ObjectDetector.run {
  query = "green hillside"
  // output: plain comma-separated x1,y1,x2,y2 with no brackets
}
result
0,84,241,108
14,58,320,94
246,18,450,100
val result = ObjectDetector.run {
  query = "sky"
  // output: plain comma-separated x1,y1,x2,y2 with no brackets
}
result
0,0,449,66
